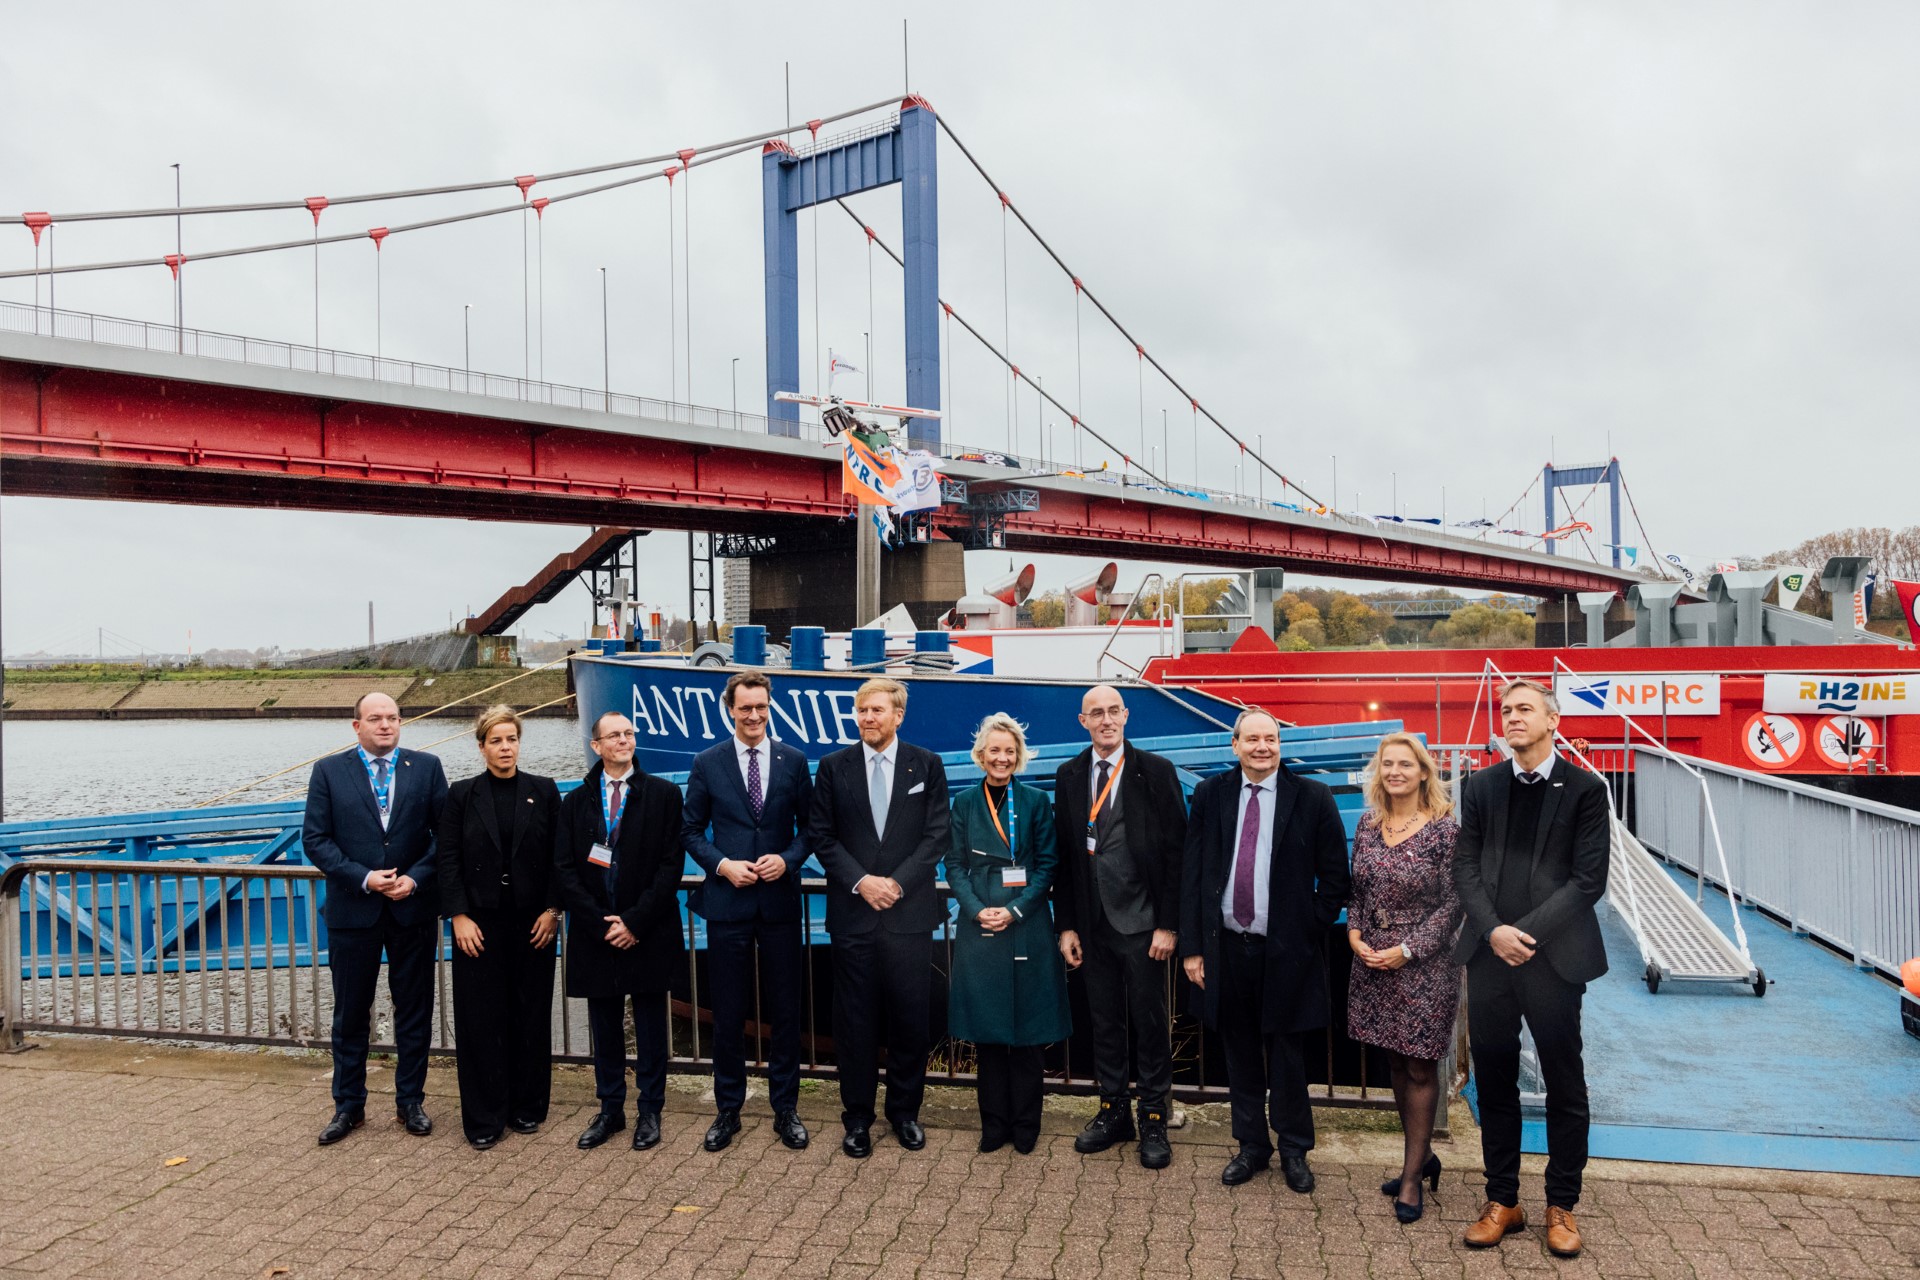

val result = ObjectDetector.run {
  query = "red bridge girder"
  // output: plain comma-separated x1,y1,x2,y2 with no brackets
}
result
0,359,1627,597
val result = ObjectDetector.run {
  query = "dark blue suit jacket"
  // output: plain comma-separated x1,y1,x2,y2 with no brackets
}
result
303,747,449,928
682,736,814,923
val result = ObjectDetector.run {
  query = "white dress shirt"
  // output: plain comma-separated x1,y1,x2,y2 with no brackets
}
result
1221,771,1276,936
1511,751,1558,783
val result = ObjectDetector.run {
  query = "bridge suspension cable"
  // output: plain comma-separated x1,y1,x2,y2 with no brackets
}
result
929,111,1323,509
835,201,1169,488
20,97,900,226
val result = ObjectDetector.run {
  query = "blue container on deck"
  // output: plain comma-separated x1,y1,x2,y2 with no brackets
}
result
789,626,826,670
913,631,950,654
732,625,767,667
638,638,662,653
849,628,886,669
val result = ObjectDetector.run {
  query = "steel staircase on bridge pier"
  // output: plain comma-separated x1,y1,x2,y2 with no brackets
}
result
464,527,646,637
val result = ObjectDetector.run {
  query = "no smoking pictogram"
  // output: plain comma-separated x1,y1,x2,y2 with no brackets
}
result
1816,715,1878,767
1741,712,1804,769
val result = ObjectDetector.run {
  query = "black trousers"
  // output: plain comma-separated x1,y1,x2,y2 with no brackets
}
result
976,1043,1045,1145
707,915,804,1114
831,929,932,1130
1080,912,1172,1115
327,911,436,1110
586,991,669,1118
1217,930,1315,1159
1468,953,1589,1209
450,906,557,1141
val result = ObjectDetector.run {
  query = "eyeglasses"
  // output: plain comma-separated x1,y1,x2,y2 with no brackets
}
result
594,730,637,742
1081,708,1126,721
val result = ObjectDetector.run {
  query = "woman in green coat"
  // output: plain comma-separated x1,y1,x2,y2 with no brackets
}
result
949,712,1072,1153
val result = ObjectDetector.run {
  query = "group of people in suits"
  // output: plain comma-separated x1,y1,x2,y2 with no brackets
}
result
302,672,1606,1259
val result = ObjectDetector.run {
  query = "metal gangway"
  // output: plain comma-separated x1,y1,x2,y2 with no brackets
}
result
1468,659,1765,997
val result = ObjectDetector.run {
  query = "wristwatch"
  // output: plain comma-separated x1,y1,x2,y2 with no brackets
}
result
1399,943,1413,961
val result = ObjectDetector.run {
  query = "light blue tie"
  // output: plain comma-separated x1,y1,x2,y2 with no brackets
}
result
869,754,890,838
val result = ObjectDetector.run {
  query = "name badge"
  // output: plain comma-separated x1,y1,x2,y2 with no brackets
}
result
586,843,615,869
1085,821,1098,854
1001,866,1028,888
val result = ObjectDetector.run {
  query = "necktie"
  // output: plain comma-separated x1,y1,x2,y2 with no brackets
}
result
1094,759,1111,830
1232,784,1261,929
372,757,391,821
869,754,890,838
1518,770,1541,785
746,748,764,818
604,779,625,896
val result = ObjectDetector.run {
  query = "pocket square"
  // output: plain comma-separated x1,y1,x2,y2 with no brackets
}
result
907,782,925,795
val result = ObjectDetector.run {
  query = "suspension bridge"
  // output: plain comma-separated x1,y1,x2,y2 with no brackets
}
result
3,95,1658,625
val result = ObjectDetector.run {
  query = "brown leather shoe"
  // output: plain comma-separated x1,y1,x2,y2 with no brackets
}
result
1545,1206,1582,1258
1463,1200,1527,1248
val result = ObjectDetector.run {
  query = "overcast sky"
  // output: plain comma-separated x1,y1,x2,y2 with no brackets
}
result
4,2,1916,656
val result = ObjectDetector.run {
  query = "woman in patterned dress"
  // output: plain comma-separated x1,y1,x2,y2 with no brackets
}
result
1347,732,1464,1224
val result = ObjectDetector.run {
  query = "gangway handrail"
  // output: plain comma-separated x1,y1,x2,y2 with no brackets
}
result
1545,655,1753,962
1093,571,1170,679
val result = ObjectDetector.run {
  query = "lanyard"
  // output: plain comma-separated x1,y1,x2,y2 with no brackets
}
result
983,783,1017,858
1084,758,1123,854
603,773,630,841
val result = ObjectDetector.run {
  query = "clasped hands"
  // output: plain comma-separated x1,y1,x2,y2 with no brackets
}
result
855,875,904,910
717,856,789,888
364,869,416,901
1348,930,1411,971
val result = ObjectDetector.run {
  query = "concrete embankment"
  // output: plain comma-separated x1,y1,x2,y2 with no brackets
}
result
1,667,573,721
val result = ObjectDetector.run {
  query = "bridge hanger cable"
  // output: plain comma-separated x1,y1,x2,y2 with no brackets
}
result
930,112,1322,509
24,97,902,225
835,200,1170,488
1618,470,1678,582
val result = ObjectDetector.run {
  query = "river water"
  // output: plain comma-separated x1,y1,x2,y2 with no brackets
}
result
0,717,590,822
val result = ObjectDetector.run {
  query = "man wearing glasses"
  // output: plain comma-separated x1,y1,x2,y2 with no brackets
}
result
552,711,688,1152
1051,685,1189,1168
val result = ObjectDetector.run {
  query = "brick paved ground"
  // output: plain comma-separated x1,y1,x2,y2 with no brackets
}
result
2,1038,1914,1279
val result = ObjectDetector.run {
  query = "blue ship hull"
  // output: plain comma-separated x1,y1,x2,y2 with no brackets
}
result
570,654,1245,775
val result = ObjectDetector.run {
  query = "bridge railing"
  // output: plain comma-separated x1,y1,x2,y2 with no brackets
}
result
0,857,1413,1117
0,298,1624,569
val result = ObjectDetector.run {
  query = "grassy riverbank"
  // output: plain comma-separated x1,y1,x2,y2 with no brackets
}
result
0,665,573,721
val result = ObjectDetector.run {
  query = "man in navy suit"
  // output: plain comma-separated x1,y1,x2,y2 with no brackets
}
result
303,691,450,1145
683,670,815,1153
807,677,950,1158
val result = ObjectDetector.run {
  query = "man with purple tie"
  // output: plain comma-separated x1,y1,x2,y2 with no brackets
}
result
1180,708,1351,1191
683,671,815,1153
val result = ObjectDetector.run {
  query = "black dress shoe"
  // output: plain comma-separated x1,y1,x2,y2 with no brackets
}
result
842,1126,872,1159
507,1117,541,1134
1137,1112,1172,1170
773,1111,810,1150
317,1107,364,1146
1012,1135,1038,1156
577,1111,626,1149
1221,1150,1271,1186
704,1110,741,1152
397,1103,433,1137
892,1119,927,1151
631,1112,662,1150
979,1131,1008,1154
468,1132,501,1151
1279,1153,1315,1194
1073,1101,1137,1154
1381,1152,1442,1198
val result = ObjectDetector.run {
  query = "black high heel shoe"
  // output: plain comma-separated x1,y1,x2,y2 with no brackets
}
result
1379,1152,1442,1197
1394,1184,1425,1224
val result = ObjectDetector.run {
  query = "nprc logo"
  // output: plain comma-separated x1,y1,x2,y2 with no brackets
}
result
1566,680,1611,712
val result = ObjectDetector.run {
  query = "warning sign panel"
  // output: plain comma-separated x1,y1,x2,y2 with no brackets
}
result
1815,715,1879,768
1741,713,1805,770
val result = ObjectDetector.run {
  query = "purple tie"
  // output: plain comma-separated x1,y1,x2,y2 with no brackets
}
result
1232,784,1261,928
746,747,764,817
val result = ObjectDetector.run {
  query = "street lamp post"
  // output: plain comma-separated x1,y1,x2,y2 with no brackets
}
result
731,356,739,424
171,163,182,351
863,331,871,401
600,267,609,411
463,304,472,388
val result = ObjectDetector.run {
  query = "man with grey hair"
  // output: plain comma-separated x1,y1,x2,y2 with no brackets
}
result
1452,678,1610,1258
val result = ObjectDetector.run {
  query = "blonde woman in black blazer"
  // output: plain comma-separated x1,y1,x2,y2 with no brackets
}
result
438,705,564,1149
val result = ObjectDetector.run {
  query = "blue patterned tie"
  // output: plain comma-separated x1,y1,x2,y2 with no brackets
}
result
747,748,764,818
372,757,391,820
